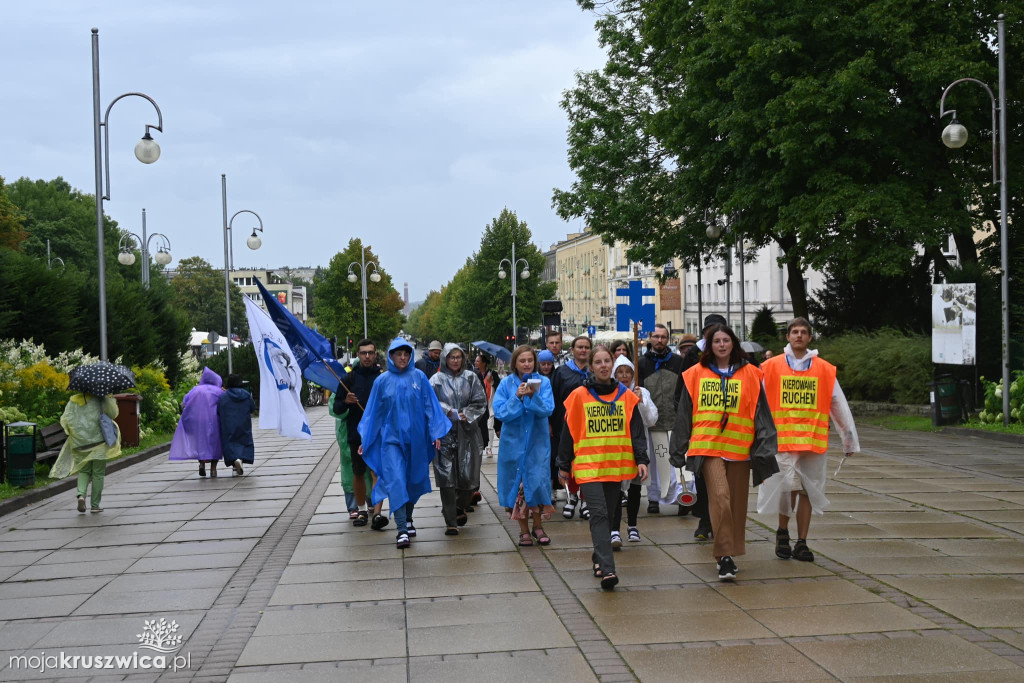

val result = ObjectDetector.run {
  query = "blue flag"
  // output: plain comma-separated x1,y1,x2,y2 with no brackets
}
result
253,278,345,393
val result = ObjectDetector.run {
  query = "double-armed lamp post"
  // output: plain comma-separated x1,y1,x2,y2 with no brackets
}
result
347,244,381,339
498,242,531,343
117,208,172,288
221,174,265,374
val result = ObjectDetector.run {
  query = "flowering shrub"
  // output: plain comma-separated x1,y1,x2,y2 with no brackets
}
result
978,372,1024,424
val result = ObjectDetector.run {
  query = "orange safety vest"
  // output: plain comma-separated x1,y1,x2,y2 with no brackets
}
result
564,384,640,483
762,354,836,454
682,363,762,460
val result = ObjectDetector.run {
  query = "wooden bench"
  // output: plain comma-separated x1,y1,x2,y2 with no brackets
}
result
36,423,67,464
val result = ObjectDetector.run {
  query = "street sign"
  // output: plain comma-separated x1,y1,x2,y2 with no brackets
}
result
587,325,596,336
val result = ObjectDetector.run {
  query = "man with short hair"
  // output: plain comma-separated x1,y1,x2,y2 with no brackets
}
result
545,329,566,366
336,339,387,529
550,335,592,517
757,317,859,562
637,324,687,517
416,340,443,378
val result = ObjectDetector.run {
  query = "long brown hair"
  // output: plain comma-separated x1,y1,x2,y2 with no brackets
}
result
699,324,747,367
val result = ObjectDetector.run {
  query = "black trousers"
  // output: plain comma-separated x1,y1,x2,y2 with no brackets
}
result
580,481,621,576
440,487,474,527
611,483,642,530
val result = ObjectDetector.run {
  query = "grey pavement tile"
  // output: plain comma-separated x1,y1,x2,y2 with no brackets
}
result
835,555,993,575
216,487,299,502
409,655,596,683
407,619,573,656
287,545,399,564
236,631,406,665
268,578,405,605
111,504,208,519
579,586,735,616
0,550,51,567
99,568,234,594
922,538,1024,556
37,544,157,565
882,576,1024,600
144,538,258,558
891,492,1022,511
405,572,540,598
684,559,834,582
965,509,1024,523
35,613,204,647
125,552,250,573
0,565,23,582
872,522,1007,539
74,587,222,615
8,559,135,582
810,539,942,560
927,598,1024,628
162,527,268,543
253,603,406,636
402,551,527,578
405,594,555,629
846,672,1024,682
193,502,288,521
623,643,828,683
278,559,403,584
393,537,515,556
0,620,60,649
544,546,677,571
174,517,275,532
228,667,408,683
715,579,884,610
595,609,773,644
793,633,1017,678
0,594,92,619
749,602,935,637
562,564,702,589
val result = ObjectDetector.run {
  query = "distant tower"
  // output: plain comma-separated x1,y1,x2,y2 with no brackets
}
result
403,282,410,317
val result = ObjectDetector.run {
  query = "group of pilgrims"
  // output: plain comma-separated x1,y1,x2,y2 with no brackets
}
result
169,314,859,591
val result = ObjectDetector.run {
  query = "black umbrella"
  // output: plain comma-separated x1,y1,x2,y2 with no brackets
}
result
67,362,136,396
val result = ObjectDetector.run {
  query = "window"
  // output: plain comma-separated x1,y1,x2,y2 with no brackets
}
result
753,280,759,300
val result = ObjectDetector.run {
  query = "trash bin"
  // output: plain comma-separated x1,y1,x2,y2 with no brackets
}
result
4,421,38,487
930,376,962,426
113,393,142,447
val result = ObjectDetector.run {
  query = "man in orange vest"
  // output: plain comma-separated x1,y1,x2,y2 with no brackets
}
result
757,317,860,562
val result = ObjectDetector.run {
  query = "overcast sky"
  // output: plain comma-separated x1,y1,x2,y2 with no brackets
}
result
2,2,604,301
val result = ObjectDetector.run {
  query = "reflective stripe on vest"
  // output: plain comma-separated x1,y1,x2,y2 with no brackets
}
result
762,355,836,454
682,364,762,461
564,385,640,483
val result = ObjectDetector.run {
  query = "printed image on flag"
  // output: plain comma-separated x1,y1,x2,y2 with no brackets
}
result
244,297,312,440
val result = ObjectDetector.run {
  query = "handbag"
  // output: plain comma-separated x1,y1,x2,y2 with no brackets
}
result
99,413,118,447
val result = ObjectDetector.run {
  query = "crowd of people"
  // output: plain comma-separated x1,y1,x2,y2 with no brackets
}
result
317,313,859,591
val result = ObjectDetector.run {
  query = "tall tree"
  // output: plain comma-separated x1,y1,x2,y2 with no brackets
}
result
170,256,246,337
315,239,405,345
0,177,28,250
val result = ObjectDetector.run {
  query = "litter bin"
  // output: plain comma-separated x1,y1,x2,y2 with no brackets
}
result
5,421,38,487
113,393,142,447
930,376,962,426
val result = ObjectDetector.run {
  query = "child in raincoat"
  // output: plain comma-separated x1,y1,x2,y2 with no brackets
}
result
358,338,450,549
169,368,224,477
218,374,256,475
494,345,555,546
50,393,121,513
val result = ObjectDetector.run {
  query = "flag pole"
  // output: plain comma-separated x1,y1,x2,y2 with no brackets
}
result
633,321,641,388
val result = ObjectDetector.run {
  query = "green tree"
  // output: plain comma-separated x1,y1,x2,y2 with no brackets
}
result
315,239,405,345
170,256,246,338
0,177,28,250
749,305,778,344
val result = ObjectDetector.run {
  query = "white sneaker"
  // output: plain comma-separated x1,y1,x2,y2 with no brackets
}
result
77,496,86,513
233,459,244,475
610,531,622,549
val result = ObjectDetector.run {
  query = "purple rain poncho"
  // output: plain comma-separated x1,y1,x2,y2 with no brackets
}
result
169,367,224,462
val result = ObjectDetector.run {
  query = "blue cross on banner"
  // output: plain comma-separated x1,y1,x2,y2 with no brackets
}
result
616,280,656,333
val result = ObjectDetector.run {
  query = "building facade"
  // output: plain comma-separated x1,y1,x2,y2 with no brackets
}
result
231,268,308,322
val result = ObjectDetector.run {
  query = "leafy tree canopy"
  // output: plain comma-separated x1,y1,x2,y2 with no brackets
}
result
170,256,247,338
315,239,405,346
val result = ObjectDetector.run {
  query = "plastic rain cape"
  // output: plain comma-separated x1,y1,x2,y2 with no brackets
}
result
429,343,487,490
50,394,121,479
169,367,224,462
358,338,450,513
493,370,555,509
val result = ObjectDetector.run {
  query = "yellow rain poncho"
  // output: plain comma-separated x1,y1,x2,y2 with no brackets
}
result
49,394,121,479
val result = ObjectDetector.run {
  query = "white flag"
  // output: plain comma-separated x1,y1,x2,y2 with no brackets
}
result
243,297,312,440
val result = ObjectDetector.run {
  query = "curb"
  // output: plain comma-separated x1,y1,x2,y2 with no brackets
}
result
0,441,171,519
941,427,1024,445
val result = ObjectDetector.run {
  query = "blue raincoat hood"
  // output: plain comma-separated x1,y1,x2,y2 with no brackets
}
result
386,338,415,373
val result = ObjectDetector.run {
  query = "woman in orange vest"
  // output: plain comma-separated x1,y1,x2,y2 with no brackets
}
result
670,324,778,581
756,317,859,562
557,345,649,590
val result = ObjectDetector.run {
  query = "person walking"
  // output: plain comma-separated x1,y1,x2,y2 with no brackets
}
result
430,344,488,535
608,340,630,359
51,392,121,513
474,353,500,458
416,340,443,378
494,345,556,547
670,323,778,581
680,314,729,539
545,329,566,366
329,365,374,519
218,374,256,475
340,339,387,528
610,356,658,544
558,345,649,589
757,317,859,562
550,335,593,519
169,367,224,477
537,349,560,498
637,324,687,515
358,338,450,549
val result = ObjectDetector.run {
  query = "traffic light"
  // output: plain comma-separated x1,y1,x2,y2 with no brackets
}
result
348,337,354,347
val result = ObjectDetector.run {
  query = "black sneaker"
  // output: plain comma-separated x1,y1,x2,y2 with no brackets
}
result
775,529,792,559
371,514,389,531
620,491,628,507
406,523,417,537
647,501,660,514
396,533,410,549
694,517,713,541
792,540,815,562
717,556,737,581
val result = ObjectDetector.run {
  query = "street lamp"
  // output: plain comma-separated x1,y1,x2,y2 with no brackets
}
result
221,174,265,373
116,209,171,288
498,242,530,344
91,27,164,361
938,13,1010,426
706,214,747,339
347,243,381,339
45,240,64,271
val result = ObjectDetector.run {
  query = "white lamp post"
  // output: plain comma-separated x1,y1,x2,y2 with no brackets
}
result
347,243,381,339
221,174,265,373
498,242,531,343
116,208,172,288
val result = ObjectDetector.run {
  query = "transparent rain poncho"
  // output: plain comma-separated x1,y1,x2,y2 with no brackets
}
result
49,394,121,479
429,343,488,491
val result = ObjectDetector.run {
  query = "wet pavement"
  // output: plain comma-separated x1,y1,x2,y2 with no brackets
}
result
1,408,1023,681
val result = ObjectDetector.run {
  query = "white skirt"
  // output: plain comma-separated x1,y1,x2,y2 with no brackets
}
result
756,451,830,516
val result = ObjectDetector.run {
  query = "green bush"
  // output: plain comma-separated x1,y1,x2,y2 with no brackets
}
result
978,371,1024,424
812,330,931,405
750,305,778,344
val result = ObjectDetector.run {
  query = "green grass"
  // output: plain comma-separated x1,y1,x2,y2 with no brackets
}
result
860,415,940,432
958,419,1024,435
0,431,172,502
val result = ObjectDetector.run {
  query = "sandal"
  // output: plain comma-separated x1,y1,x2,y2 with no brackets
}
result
348,510,359,520
445,527,459,536
600,573,619,590
519,532,534,547
580,501,591,520
593,563,602,577
627,526,641,542
371,513,389,531
531,528,551,546
610,531,622,549
792,540,815,562
406,523,417,538
353,510,369,527
396,533,410,549
562,495,577,519
456,509,468,526
775,529,792,560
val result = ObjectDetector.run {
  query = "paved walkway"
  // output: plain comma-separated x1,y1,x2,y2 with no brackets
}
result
1,409,1023,681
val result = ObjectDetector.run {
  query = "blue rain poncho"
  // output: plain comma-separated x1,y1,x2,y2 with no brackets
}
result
358,338,450,513
493,371,555,509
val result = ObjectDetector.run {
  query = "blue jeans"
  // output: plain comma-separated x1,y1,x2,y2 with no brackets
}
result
392,502,415,535
344,492,358,513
